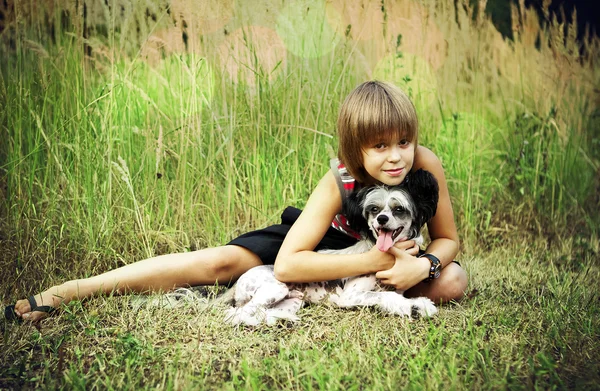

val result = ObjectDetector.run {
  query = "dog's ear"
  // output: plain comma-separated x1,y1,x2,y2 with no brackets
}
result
342,187,372,236
405,169,439,228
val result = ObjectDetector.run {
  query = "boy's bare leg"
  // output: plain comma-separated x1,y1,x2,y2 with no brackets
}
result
404,262,467,304
13,245,262,321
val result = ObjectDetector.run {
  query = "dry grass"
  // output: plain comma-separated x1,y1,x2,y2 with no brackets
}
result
1,0,599,389
1,238,598,389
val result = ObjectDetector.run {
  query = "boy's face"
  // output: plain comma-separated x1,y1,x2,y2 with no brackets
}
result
361,136,415,186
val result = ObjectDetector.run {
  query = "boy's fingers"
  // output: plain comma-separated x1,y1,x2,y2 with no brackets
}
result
387,246,402,256
406,244,420,256
388,246,412,259
387,246,402,257
393,240,416,251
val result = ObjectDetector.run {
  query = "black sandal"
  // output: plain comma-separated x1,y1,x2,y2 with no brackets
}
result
4,304,19,321
4,296,56,321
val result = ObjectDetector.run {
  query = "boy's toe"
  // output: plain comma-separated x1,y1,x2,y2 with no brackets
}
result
14,298,31,315
11,295,56,322
21,311,49,321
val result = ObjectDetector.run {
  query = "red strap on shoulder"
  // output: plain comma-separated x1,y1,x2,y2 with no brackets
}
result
337,162,355,191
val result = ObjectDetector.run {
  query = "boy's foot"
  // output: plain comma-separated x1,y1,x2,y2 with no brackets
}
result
7,293,60,322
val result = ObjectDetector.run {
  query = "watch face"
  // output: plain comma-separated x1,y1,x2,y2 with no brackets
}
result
434,266,441,279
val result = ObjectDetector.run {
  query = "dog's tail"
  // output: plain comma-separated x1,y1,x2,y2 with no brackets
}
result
130,284,237,311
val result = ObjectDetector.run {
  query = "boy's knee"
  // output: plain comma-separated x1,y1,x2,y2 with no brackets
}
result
442,263,468,301
207,246,262,282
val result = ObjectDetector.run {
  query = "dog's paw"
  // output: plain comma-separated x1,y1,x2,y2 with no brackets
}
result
287,290,304,300
410,297,438,318
224,306,265,326
379,297,413,317
387,304,413,317
263,296,303,325
264,309,300,325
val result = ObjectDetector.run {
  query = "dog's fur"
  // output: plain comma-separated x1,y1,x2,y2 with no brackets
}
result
224,169,440,326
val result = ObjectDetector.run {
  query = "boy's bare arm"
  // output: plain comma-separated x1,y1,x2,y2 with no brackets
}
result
274,171,394,283
413,146,460,266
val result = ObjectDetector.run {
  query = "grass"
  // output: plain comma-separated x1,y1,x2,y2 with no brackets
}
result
1,0,599,389
2,237,598,389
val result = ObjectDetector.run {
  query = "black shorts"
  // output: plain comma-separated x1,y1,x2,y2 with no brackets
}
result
227,206,358,265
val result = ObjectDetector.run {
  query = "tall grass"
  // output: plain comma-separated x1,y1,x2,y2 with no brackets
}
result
1,0,597,259
1,0,599,389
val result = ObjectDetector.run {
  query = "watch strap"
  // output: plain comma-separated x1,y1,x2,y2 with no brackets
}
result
419,253,441,282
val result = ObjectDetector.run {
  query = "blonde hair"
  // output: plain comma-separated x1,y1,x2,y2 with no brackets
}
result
337,81,418,184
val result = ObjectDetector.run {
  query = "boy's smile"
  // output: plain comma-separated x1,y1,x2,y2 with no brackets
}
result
383,168,405,177
361,137,415,186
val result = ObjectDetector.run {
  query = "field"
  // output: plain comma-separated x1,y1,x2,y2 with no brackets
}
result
1,0,599,389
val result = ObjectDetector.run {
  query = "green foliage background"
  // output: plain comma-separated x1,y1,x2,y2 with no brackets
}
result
0,0,598,389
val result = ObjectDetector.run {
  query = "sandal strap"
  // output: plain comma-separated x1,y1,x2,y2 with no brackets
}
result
28,295,55,314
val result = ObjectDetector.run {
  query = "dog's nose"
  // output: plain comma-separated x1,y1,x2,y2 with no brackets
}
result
377,215,389,225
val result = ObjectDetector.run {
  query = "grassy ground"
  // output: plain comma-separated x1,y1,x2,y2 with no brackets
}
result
1,236,599,390
0,240,600,389
1,0,599,389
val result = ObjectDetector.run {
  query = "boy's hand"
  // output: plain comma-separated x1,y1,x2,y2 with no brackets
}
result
397,240,420,256
367,245,396,271
375,245,430,291
367,240,419,274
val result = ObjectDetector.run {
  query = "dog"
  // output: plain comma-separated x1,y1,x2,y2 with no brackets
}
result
224,169,440,326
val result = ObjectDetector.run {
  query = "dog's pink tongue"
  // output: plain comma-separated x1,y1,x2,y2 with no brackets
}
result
376,231,394,252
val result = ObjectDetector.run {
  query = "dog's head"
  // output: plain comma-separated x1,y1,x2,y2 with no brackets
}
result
343,169,439,252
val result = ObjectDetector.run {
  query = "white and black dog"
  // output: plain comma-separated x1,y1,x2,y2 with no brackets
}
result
224,169,440,326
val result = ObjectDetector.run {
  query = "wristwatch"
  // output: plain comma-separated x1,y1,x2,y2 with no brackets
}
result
420,253,441,282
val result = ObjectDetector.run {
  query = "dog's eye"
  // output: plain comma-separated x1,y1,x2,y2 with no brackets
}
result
369,206,380,213
394,207,405,213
